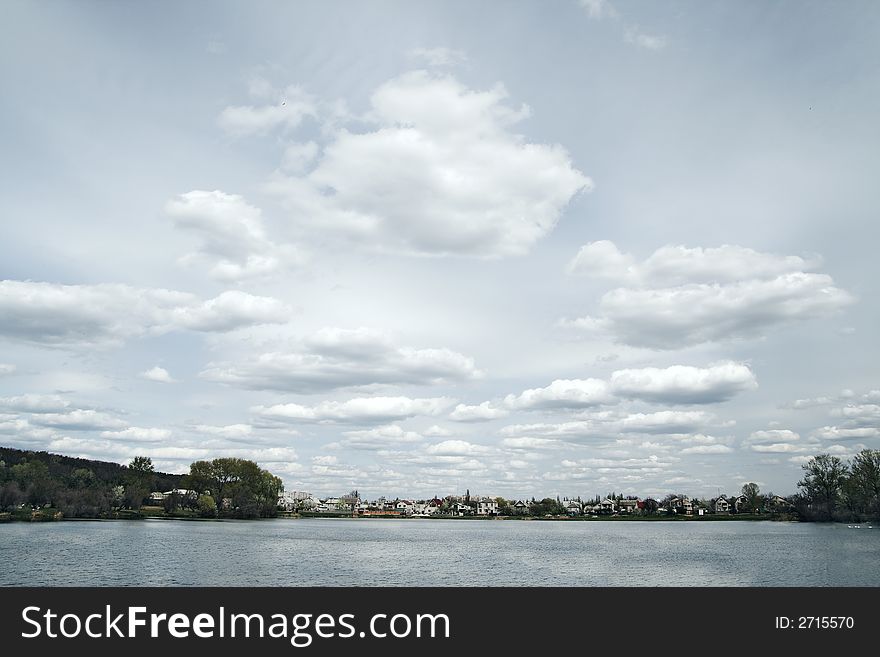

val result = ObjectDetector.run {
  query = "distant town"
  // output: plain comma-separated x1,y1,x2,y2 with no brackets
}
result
2,446,879,523
265,487,791,518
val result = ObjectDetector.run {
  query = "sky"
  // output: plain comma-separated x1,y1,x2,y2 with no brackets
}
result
1,0,878,500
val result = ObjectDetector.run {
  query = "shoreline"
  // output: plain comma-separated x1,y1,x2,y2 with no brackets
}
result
1,511,801,524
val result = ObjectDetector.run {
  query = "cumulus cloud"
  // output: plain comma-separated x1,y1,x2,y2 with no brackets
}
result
0,364,15,376
201,327,480,393
267,70,591,257
166,190,305,282
192,424,253,438
340,424,424,450
0,281,290,347
449,402,509,422
218,84,316,137
748,429,801,444
504,378,612,410
609,362,757,404
680,444,733,455
563,242,853,348
0,394,71,414
568,242,821,286
408,47,467,67
500,409,720,439
141,366,175,384
425,440,491,456
252,396,454,424
812,426,880,441
30,409,128,431
100,427,172,441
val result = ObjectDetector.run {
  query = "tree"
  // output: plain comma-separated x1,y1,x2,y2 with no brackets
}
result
128,456,154,474
641,498,659,515
124,456,155,509
186,458,283,518
798,454,848,521
740,482,762,514
845,449,880,521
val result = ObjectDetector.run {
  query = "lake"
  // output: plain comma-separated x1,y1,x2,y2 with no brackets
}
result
2,519,879,586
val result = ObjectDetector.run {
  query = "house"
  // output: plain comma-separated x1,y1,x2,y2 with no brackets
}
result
668,497,693,515
713,496,730,514
450,502,472,516
564,500,582,515
618,499,640,514
476,500,499,516
512,500,530,515
396,500,415,515
733,495,749,513
599,498,616,514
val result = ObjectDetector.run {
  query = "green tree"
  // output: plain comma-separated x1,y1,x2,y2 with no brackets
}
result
186,458,283,518
845,449,880,521
124,456,155,510
740,482,762,514
197,494,217,517
798,454,848,521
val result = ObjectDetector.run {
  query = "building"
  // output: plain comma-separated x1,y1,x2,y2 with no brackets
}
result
713,496,730,514
617,498,640,514
599,498,616,514
512,500,530,515
476,500,499,516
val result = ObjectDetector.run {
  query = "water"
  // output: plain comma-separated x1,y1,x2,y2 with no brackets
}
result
2,519,878,586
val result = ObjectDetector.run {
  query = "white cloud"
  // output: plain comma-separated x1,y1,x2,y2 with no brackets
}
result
500,436,563,450
500,410,719,439
609,362,757,404
0,394,71,413
100,427,172,441
312,455,338,465
0,281,290,346
748,429,801,444
425,440,491,456
252,396,454,424
0,364,15,376
267,71,591,257
680,444,733,455
563,242,853,349
408,47,468,67
624,26,668,51
568,242,821,286
218,85,316,137
339,424,424,450
449,401,509,422
141,366,175,384
751,443,811,453
812,426,880,440
192,424,253,438
504,378,613,410
202,327,481,393
578,0,616,20
166,190,305,281
30,409,128,431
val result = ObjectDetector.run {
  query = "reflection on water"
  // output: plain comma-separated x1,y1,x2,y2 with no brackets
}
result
2,519,879,586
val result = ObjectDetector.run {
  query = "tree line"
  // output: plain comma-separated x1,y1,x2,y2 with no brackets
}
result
794,450,880,522
0,447,282,520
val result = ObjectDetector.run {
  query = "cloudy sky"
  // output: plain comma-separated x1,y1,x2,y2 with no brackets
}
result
1,1,878,500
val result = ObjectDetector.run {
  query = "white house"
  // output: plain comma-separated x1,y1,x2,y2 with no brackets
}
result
476,500,499,516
